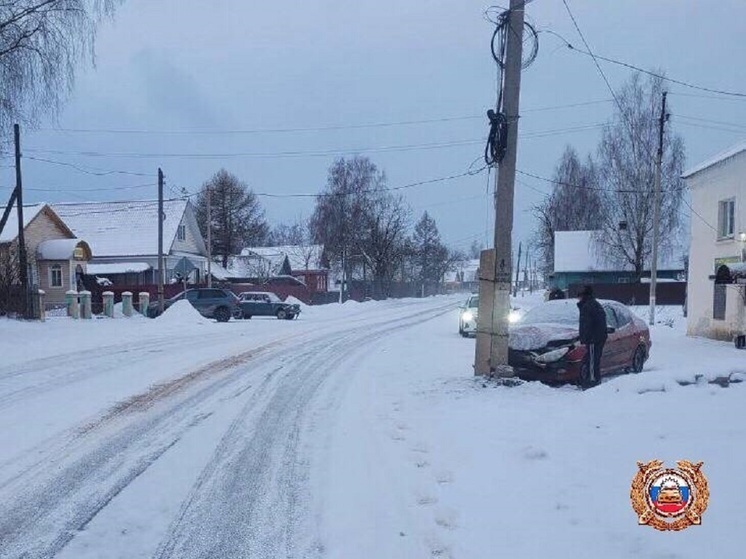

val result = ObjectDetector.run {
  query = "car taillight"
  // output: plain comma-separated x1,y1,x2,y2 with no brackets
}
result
566,345,584,361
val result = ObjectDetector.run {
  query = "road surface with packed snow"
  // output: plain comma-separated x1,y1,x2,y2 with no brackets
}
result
1,294,744,559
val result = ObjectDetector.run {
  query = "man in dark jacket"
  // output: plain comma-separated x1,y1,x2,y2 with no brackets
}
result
577,285,607,388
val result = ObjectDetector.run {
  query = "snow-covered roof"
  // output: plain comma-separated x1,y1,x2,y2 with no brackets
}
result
242,245,326,271
554,230,685,273
682,141,746,179
0,204,47,243
36,239,91,260
223,253,287,278
51,199,189,258
87,262,151,275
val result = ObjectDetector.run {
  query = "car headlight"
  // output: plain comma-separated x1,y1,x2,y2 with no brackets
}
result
508,310,521,323
534,346,570,364
462,311,474,321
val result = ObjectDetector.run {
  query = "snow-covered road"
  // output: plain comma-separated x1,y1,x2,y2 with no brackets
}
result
2,294,744,559
0,297,456,559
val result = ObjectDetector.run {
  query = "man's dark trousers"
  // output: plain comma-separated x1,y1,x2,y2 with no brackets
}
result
582,340,604,387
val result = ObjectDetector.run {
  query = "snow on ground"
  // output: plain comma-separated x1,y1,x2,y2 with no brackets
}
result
155,300,213,325
0,292,742,559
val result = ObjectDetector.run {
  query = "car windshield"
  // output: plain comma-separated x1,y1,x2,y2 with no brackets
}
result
468,296,479,308
266,293,282,303
519,301,579,326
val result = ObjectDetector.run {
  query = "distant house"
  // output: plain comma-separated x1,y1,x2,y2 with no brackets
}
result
551,230,686,290
682,141,746,341
444,258,480,292
240,245,330,293
52,199,208,287
0,203,92,304
215,250,292,282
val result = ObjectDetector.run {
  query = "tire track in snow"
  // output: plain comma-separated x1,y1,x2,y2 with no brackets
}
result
0,301,455,559
0,344,292,559
154,304,455,559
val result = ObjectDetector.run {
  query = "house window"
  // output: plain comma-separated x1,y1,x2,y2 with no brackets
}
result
718,199,735,239
617,277,630,284
50,264,63,288
177,224,186,241
713,284,727,320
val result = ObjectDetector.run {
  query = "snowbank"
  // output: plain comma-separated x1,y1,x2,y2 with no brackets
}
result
155,300,212,325
284,296,307,308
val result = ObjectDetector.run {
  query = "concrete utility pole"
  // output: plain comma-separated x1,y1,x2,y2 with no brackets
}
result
206,187,212,287
475,0,525,377
158,168,165,314
649,91,668,326
14,124,29,317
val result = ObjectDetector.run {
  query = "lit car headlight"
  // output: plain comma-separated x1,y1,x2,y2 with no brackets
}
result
534,346,570,364
508,310,521,323
462,311,474,321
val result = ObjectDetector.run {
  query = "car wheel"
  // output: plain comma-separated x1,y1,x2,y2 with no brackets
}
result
276,309,287,320
243,314,252,319
630,345,646,373
214,307,231,323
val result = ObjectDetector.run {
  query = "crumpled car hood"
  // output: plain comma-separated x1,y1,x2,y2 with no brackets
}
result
509,323,579,351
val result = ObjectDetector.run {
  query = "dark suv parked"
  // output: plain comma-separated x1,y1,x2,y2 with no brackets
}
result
147,288,242,322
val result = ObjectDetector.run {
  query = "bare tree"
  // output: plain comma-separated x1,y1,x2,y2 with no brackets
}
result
358,192,410,298
310,156,384,283
194,169,269,268
0,0,121,137
596,72,686,279
533,146,606,276
267,220,308,246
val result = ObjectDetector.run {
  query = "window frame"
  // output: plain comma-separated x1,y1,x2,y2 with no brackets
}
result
177,224,186,241
49,264,63,288
717,198,736,240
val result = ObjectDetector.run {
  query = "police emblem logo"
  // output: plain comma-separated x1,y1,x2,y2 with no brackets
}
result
630,460,709,531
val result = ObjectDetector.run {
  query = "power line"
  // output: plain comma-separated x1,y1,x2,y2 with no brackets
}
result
25,155,152,177
545,29,746,98
678,121,746,135
24,182,155,193
24,139,484,160
516,168,685,195
682,197,718,233
30,100,613,136
559,0,625,120
22,123,606,160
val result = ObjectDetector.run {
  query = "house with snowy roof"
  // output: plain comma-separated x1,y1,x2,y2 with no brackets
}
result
0,203,92,304
682,140,746,341
51,199,208,287
230,245,330,293
551,230,685,290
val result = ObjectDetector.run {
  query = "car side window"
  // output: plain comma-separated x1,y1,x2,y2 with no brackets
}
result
185,291,198,302
603,305,618,329
613,306,631,328
200,289,226,299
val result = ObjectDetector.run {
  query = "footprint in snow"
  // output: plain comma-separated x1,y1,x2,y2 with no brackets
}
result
523,446,548,460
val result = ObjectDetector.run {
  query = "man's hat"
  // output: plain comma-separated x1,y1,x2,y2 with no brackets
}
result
579,284,594,297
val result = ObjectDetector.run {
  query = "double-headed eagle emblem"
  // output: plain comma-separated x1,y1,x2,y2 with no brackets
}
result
630,459,709,531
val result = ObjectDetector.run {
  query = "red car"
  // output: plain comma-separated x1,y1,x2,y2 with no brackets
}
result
508,299,651,384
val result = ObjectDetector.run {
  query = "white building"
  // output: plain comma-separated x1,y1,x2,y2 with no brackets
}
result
683,141,746,341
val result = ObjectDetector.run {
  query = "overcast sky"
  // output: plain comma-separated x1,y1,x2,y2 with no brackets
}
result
2,0,746,257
